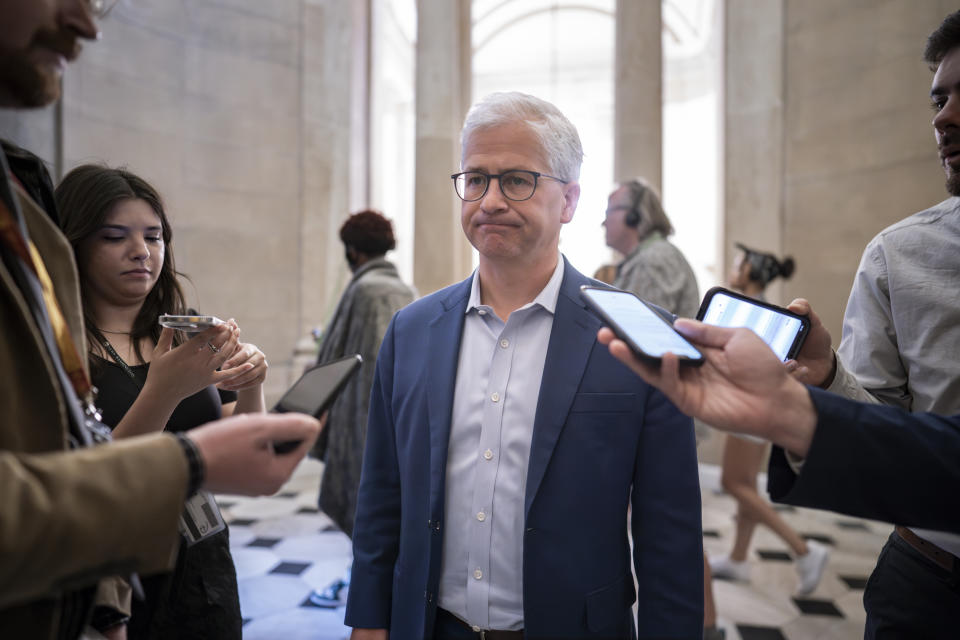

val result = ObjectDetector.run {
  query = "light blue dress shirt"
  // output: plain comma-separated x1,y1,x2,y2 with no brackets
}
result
437,256,566,631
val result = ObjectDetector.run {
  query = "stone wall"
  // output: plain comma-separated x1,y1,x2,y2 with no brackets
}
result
0,1,366,400
5,1,958,403
726,0,953,338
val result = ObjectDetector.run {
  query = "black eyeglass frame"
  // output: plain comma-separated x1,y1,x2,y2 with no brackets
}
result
450,170,569,202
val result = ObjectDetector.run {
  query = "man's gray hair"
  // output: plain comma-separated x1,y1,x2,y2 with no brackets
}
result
460,92,584,182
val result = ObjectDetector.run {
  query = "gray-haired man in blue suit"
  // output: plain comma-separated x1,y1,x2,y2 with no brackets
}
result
345,92,703,640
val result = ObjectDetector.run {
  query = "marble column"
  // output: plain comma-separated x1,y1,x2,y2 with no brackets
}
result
723,0,786,302
299,0,371,380
413,0,473,296
614,0,662,190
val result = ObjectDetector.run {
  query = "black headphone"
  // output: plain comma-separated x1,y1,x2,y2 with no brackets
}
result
624,180,645,228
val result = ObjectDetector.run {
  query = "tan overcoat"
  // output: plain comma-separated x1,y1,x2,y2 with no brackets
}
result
0,183,187,638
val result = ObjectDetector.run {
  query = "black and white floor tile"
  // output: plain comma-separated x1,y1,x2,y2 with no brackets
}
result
219,461,886,639
219,460,353,640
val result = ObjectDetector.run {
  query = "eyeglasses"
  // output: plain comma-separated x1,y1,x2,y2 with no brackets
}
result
85,0,119,19
451,170,568,202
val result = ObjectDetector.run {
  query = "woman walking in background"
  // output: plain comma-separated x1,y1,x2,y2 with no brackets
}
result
708,244,830,597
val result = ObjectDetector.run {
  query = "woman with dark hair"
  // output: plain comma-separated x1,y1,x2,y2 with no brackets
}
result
708,244,829,596
55,164,268,639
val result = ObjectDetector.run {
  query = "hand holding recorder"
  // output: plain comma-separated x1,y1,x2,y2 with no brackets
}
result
186,412,321,495
597,321,818,457
697,287,810,361
782,298,837,387
270,355,362,453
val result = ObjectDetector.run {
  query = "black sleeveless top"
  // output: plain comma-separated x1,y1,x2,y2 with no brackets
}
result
91,356,241,639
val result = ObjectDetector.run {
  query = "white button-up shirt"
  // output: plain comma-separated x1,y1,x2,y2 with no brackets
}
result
437,257,565,630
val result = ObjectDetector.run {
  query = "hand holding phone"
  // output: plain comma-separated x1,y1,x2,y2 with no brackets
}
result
580,286,705,366
270,354,362,453
696,287,810,361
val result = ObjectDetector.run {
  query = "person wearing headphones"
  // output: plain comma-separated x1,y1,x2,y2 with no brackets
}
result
603,178,700,317
605,178,711,636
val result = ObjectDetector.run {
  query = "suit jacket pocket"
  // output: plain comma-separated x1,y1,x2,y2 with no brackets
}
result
569,392,635,414
584,572,635,632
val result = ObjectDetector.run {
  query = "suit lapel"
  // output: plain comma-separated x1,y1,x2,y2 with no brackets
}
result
426,279,470,516
524,259,601,516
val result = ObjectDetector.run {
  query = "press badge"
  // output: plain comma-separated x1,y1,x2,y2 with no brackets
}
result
178,490,226,546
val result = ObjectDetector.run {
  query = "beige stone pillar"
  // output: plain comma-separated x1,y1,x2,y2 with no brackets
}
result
723,0,785,302
413,0,473,296
614,0,662,190
298,0,371,379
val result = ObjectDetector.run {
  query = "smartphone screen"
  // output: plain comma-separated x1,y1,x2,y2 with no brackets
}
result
273,354,362,417
581,287,704,364
698,288,808,361
271,354,362,454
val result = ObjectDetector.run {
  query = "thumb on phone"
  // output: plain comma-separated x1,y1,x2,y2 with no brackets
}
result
155,326,175,356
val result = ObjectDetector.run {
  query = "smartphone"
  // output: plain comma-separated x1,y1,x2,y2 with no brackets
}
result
696,286,810,361
158,314,224,332
580,286,705,366
270,354,363,454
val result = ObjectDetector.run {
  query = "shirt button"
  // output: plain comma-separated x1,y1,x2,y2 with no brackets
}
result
500,338,509,348
478,309,486,316
472,625,482,632
491,392,500,402
483,449,493,460
476,511,486,522
473,568,483,580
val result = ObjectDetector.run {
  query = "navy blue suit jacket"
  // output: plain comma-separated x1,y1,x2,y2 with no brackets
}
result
769,387,960,534
344,258,703,639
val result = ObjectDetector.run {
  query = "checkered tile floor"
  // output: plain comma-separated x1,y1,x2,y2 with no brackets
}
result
217,459,353,640
218,460,885,639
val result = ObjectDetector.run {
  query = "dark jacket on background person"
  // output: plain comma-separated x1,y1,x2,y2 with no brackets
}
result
314,257,415,536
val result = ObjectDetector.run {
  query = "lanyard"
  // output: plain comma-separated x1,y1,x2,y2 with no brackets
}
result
98,337,145,391
0,190,96,407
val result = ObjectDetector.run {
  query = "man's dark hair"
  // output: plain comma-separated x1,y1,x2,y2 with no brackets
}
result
340,209,396,257
924,10,960,69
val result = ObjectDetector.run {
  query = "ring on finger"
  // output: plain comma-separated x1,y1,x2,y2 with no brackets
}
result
206,341,221,354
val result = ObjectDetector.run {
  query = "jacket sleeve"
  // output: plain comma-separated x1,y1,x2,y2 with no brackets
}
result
631,386,704,637
768,387,960,533
344,317,403,629
0,434,186,609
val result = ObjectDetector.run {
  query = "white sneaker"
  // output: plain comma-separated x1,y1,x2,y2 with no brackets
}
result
708,554,750,582
795,540,830,595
